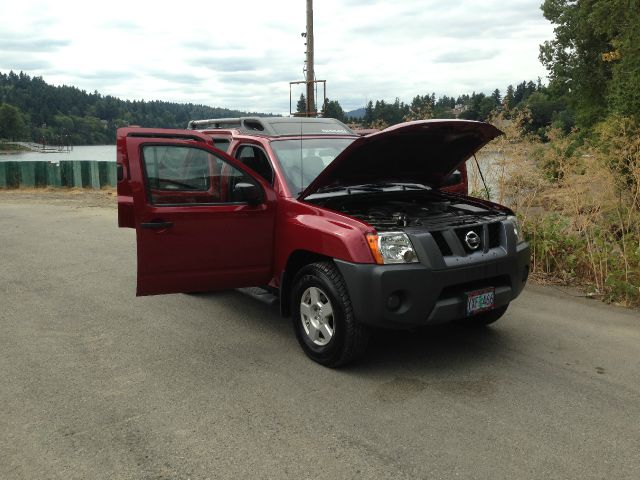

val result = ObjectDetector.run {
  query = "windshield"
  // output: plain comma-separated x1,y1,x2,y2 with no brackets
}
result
270,138,356,195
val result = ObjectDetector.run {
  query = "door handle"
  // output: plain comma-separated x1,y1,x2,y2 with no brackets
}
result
140,220,173,229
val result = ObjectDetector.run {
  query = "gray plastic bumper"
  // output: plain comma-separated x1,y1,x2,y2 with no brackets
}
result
335,242,530,328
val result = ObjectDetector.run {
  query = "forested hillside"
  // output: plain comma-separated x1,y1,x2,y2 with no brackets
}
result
297,79,564,138
0,71,267,145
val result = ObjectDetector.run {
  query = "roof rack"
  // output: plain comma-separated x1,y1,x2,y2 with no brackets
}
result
187,116,357,137
187,118,245,130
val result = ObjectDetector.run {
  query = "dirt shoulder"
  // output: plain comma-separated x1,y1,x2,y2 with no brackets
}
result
0,188,117,209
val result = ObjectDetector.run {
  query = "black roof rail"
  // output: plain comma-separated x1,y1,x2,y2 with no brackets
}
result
187,117,357,137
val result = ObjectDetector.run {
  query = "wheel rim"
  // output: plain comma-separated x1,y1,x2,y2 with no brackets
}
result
300,286,335,346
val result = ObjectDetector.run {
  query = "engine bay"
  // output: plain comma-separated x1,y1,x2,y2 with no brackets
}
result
312,191,506,232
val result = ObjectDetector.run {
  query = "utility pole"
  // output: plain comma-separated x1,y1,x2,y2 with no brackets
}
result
289,0,325,117
305,0,315,116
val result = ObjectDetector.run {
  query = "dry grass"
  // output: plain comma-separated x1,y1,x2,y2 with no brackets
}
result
474,112,640,307
0,187,117,209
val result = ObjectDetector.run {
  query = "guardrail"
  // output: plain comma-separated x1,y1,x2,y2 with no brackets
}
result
0,161,116,189
3,141,72,153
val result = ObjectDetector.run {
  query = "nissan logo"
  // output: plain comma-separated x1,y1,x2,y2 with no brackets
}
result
464,231,481,250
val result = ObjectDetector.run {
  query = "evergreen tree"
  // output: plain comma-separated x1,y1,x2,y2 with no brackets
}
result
504,85,515,110
296,94,307,114
405,94,433,121
363,101,374,126
322,98,346,122
491,89,501,105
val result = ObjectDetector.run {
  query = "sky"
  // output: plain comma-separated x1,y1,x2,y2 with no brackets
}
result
0,0,555,115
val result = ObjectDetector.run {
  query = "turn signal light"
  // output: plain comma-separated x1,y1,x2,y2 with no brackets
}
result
366,233,385,264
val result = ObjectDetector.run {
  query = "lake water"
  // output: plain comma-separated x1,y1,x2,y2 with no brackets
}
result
0,145,116,163
0,144,506,198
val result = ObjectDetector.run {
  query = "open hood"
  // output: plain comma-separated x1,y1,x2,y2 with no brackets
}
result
299,119,502,199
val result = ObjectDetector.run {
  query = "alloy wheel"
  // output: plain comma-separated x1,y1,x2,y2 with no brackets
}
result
299,286,334,346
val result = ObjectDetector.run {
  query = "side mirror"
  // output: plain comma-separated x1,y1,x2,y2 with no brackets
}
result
233,182,262,205
442,169,462,186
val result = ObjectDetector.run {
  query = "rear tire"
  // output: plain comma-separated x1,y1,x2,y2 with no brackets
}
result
460,304,508,327
291,261,369,367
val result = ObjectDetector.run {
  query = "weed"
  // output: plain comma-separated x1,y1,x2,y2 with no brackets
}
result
481,113,640,307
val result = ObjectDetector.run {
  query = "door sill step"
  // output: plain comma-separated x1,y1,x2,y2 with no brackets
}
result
237,287,279,306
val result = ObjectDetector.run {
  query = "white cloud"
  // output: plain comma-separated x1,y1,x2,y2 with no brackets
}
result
0,0,554,114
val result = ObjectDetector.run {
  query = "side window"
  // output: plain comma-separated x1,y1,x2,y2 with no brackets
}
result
212,138,231,152
235,145,274,184
142,145,258,205
144,145,209,192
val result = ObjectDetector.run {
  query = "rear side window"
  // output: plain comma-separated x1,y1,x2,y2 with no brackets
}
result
141,145,257,205
213,138,231,152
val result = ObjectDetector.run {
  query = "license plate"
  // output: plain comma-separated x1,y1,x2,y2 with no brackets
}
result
466,288,495,316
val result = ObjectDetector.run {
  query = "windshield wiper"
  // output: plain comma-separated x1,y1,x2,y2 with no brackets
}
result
362,182,430,191
314,184,384,194
309,183,429,196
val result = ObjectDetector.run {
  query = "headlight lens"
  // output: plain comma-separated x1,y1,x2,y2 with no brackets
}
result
507,215,525,243
366,232,419,264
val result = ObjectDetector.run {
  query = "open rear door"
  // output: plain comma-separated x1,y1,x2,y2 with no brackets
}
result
118,128,277,296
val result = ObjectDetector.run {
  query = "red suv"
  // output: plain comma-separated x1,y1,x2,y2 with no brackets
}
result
117,117,530,367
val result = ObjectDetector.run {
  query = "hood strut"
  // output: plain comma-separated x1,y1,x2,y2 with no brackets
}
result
473,154,491,201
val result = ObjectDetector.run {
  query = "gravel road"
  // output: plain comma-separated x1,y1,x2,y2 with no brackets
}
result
1,193,639,479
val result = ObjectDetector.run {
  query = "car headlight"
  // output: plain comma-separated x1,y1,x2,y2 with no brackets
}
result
507,215,525,243
366,232,419,264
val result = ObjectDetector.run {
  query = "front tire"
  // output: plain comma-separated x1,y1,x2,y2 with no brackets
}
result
291,261,369,367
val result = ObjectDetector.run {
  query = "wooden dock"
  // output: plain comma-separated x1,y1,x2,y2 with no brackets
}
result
4,142,72,153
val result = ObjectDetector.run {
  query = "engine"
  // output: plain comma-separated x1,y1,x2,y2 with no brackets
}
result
314,192,505,232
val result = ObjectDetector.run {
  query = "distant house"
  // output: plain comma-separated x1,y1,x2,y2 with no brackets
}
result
452,104,469,118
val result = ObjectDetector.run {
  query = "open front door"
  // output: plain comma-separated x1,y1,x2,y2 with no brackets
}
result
119,128,277,296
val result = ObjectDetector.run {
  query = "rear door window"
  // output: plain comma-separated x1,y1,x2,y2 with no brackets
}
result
212,138,231,152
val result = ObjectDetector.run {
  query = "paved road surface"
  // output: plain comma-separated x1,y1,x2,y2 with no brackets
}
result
1,197,639,479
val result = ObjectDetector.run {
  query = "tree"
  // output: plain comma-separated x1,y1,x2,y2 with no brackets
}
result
591,0,640,119
525,91,567,134
513,81,526,105
504,85,515,110
322,98,346,122
433,96,456,118
296,94,307,114
405,94,433,121
363,101,374,125
539,0,615,126
0,103,27,140
459,93,496,121
491,89,502,105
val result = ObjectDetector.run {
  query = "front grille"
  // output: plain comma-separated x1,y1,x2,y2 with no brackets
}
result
455,225,483,252
488,222,501,248
431,231,452,256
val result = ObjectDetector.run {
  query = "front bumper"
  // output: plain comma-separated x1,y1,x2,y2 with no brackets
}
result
335,242,530,328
